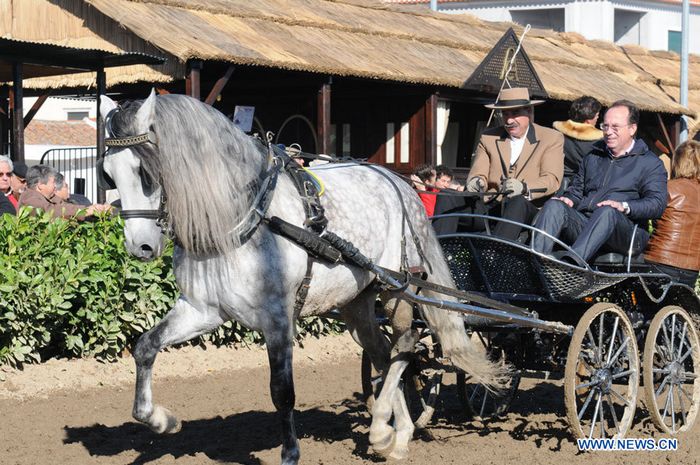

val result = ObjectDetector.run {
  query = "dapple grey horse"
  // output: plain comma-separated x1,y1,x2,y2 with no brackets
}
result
99,91,506,464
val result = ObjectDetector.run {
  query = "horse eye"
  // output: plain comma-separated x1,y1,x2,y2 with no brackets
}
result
139,167,154,194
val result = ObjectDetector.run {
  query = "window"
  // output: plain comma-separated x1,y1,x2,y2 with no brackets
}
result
67,110,89,121
668,31,682,54
385,123,395,164
342,123,351,156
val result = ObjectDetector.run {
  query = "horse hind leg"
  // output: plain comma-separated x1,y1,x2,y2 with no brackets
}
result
132,297,224,433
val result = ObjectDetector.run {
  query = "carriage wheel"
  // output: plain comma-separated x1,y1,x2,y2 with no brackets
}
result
361,329,443,429
564,303,640,439
643,306,700,435
456,331,521,419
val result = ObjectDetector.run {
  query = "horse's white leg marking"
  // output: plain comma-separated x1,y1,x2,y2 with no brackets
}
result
389,385,414,460
369,328,416,456
132,297,224,433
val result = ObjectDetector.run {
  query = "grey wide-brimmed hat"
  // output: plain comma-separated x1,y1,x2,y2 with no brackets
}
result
484,87,545,110
12,162,28,179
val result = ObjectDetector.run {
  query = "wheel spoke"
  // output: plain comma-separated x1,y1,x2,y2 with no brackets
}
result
611,368,637,380
677,322,688,359
479,389,488,417
469,384,480,403
662,321,672,357
655,376,670,398
653,367,671,375
661,383,672,424
671,384,676,433
605,394,621,433
588,392,602,439
609,387,630,406
608,336,630,367
599,395,606,438
606,317,620,365
679,385,693,403
681,371,698,379
598,313,605,364
671,314,677,356
678,383,688,426
578,387,597,421
576,379,600,390
586,327,601,364
680,348,693,364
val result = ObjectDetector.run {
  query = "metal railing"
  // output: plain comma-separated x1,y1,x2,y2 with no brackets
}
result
40,146,98,202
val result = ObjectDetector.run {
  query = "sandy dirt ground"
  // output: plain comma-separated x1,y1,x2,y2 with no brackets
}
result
1,333,698,465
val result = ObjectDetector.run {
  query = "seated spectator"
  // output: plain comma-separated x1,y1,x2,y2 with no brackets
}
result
411,164,437,216
532,100,667,263
435,165,464,191
645,141,700,287
19,165,111,220
553,96,603,190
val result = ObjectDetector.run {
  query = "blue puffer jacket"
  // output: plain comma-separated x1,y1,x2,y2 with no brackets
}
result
566,139,667,222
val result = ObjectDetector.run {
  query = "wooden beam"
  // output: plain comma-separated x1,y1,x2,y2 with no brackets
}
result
317,79,331,154
657,113,675,154
96,67,106,203
204,65,235,105
23,91,51,127
0,86,8,155
426,93,438,166
186,60,203,100
11,63,24,163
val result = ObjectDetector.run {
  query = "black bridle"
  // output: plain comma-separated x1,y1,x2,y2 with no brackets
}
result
103,107,170,229
102,110,283,244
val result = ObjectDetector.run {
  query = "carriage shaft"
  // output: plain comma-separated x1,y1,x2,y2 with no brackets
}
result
400,290,573,335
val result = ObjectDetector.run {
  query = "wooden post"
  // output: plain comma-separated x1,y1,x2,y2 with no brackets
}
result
426,93,438,166
204,65,235,105
11,62,24,163
96,67,106,203
186,60,203,100
0,86,9,156
23,92,51,127
317,78,332,154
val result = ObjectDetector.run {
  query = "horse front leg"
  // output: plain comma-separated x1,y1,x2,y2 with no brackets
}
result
132,296,224,433
265,327,300,465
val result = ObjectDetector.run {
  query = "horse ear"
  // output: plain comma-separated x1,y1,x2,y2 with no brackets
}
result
135,89,157,131
99,95,118,119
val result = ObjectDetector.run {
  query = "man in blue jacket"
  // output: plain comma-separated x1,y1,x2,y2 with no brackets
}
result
531,100,667,263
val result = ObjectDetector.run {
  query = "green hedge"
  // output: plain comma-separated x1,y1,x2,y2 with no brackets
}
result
0,210,343,368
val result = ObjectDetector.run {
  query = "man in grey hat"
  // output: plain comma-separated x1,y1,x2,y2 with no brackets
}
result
433,87,564,240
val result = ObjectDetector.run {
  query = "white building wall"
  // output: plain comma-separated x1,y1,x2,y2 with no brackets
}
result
23,97,95,121
438,0,699,54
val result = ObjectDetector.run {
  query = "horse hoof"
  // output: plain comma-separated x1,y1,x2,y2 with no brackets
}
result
389,445,410,460
149,405,181,434
370,430,396,457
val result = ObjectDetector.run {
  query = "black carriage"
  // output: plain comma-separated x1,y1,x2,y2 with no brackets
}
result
363,214,700,440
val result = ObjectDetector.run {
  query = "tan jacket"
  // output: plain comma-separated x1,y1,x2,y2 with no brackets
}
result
469,123,564,204
18,188,88,220
645,178,700,271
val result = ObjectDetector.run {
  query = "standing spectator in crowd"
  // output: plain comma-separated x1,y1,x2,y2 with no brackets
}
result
645,141,700,287
53,173,92,206
19,165,111,220
553,96,603,189
532,100,667,263
9,162,28,207
411,164,437,216
433,88,564,239
0,155,17,212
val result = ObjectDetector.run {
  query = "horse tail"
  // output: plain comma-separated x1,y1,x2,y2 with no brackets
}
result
419,241,513,392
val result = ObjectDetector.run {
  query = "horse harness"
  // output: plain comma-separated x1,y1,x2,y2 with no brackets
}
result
102,126,429,313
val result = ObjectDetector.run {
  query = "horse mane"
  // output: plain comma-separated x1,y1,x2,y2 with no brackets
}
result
111,95,267,255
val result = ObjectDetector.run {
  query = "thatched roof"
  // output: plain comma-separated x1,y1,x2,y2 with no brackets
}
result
2,0,698,131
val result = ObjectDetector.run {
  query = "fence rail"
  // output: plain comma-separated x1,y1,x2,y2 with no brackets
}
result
40,147,99,202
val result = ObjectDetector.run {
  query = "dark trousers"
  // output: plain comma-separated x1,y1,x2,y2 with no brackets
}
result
432,192,538,241
531,199,649,262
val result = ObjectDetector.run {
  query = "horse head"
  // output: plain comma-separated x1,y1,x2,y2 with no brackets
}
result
100,90,165,261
